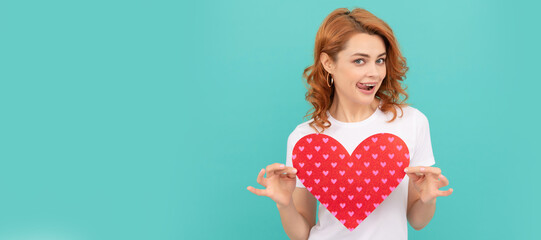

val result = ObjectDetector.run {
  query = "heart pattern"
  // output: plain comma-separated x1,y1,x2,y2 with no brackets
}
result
292,133,410,231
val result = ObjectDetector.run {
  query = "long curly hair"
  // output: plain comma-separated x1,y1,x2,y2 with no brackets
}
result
303,7,410,133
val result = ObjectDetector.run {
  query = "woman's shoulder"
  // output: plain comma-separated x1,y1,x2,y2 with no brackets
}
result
405,105,429,120
291,118,316,134
287,118,319,143
386,104,427,121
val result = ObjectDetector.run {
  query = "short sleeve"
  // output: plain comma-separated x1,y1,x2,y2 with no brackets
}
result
285,130,306,188
411,110,436,167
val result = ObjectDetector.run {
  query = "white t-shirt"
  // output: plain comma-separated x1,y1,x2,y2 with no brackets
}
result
284,104,435,240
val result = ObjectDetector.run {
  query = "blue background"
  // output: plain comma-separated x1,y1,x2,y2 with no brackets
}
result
1,0,539,239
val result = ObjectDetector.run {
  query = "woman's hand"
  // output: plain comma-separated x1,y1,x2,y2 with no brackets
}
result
404,166,453,204
247,163,298,208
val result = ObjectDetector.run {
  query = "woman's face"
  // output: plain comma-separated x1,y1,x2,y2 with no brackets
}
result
322,33,387,106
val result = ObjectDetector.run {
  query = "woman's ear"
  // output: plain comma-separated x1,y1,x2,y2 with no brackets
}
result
320,52,335,74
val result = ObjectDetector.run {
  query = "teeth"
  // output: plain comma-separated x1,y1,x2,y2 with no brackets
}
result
360,83,376,87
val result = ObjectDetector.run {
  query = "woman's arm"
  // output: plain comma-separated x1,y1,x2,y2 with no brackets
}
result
276,188,317,240
405,167,453,230
407,176,436,230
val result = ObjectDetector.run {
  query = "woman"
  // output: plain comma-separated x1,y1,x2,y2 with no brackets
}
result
247,7,453,240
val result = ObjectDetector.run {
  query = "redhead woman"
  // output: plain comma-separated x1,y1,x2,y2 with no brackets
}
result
247,7,453,240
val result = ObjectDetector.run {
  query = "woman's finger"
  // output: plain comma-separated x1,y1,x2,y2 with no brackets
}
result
271,166,296,178
406,172,421,182
437,188,453,197
266,163,287,178
256,168,267,187
279,167,297,174
437,174,449,188
281,168,298,179
405,166,441,176
246,186,268,197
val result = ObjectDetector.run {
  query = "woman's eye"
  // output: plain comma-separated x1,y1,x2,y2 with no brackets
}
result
354,58,386,64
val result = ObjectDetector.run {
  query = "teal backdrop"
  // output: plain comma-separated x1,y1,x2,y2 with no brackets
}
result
1,0,539,239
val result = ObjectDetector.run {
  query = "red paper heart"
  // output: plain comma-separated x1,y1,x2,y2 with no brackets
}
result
292,133,410,231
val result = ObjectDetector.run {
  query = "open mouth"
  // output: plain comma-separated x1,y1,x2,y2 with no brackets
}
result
356,82,376,91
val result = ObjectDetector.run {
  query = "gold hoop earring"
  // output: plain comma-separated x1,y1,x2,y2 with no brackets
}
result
326,72,334,88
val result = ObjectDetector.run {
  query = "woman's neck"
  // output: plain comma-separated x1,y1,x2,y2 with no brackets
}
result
328,98,380,123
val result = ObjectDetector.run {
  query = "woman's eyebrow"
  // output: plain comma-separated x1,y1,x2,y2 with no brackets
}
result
351,52,387,57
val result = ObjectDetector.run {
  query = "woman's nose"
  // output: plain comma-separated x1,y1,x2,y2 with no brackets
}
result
367,63,379,78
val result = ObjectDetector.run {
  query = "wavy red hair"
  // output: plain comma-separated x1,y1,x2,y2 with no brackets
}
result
302,7,410,133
